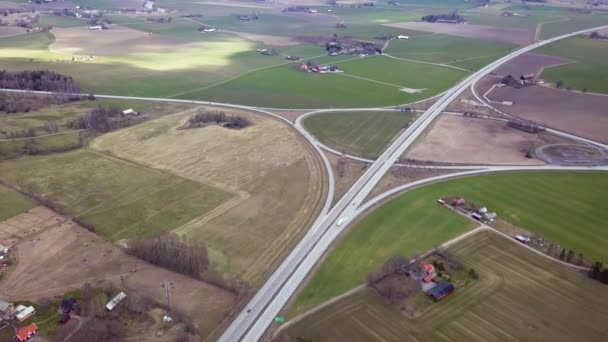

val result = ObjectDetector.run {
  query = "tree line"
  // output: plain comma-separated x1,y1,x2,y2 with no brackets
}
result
127,232,210,279
588,262,608,284
68,107,134,133
0,92,82,114
421,12,465,23
187,111,251,129
0,70,80,93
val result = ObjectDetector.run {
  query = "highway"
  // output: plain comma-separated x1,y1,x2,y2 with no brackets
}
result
2,25,606,341
218,25,608,342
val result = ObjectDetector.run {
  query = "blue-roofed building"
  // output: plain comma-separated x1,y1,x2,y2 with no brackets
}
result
428,282,454,301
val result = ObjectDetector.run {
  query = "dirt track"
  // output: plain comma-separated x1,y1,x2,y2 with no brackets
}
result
384,22,534,45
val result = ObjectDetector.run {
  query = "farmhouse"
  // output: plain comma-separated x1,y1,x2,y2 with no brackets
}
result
452,197,465,206
397,35,409,40
14,323,38,342
300,63,341,73
428,282,454,301
519,73,537,86
422,263,435,283
106,292,126,311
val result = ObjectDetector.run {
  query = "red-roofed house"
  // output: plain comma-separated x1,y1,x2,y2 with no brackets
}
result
14,323,38,342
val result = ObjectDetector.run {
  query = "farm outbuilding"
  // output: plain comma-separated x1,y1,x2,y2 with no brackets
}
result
105,292,127,311
14,323,38,342
428,282,454,301
14,305,35,322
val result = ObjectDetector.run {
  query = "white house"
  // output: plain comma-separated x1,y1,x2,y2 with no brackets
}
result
88,25,103,31
397,35,409,40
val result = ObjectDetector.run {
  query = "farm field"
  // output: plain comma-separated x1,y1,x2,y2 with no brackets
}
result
290,171,608,316
36,14,87,28
279,230,608,342
0,206,236,339
405,115,545,165
479,79,608,143
0,149,232,241
289,181,475,316
536,36,608,93
540,13,608,39
304,111,416,159
90,107,325,285
184,56,466,108
0,184,35,221
384,33,516,71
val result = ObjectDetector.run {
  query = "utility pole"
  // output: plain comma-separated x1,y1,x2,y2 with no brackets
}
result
161,280,175,324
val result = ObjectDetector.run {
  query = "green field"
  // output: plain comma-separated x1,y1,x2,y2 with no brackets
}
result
304,111,416,158
281,231,608,342
36,15,87,28
290,182,475,316
290,171,608,316
536,36,608,93
384,34,516,71
540,13,608,39
183,56,466,108
0,184,35,221
0,150,232,240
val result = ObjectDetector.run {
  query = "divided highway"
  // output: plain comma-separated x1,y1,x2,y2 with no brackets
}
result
218,25,608,342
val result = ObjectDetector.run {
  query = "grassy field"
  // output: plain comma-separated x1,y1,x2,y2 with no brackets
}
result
289,182,475,316
384,34,516,71
303,111,416,158
540,13,608,38
90,107,324,285
280,231,608,342
0,184,35,221
0,149,232,241
36,15,87,28
183,56,466,108
536,36,608,93
290,171,608,316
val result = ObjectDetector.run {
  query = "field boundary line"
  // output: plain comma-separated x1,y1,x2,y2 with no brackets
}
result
0,129,84,142
167,53,327,98
384,54,471,72
337,73,406,89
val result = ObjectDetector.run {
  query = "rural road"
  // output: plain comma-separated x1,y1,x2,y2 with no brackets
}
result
217,25,608,342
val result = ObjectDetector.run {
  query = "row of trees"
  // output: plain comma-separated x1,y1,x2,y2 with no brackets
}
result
588,262,608,284
127,232,210,279
0,92,82,114
187,111,251,129
68,107,126,133
421,12,466,23
0,70,80,93
366,255,418,303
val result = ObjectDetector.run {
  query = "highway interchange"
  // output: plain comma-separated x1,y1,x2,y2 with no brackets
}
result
4,24,608,342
